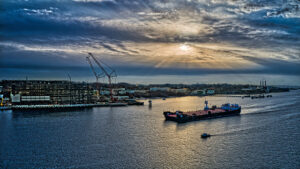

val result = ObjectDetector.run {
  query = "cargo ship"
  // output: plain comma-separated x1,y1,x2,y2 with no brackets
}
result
163,100,241,123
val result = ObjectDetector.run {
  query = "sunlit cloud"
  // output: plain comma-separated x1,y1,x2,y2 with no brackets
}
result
0,0,299,79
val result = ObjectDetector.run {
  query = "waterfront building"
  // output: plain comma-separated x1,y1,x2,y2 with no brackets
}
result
1,80,94,105
191,90,206,95
100,90,111,95
170,88,189,94
150,87,170,92
206,88,215,95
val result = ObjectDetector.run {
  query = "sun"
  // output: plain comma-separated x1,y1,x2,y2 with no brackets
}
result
179,44,190,51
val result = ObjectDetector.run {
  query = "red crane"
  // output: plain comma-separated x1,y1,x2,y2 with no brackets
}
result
88,53,117,102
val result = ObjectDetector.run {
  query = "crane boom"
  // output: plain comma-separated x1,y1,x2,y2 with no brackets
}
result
86,56,99,81
88,53,115,78
87,53,117,102
86,55,101,99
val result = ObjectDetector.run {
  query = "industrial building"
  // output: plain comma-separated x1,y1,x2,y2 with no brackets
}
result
0,80,94,105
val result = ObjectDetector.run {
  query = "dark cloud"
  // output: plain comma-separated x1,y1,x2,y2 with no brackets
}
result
1,0,299,45
235,55,300,75
0,0,299,81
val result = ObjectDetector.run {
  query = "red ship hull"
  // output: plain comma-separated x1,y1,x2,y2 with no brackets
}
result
164,107,241,123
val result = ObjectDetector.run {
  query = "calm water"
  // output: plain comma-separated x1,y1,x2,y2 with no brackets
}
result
1,90,300,169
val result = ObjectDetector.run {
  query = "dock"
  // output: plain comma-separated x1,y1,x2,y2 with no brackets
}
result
0,106,11,111
9,102,128,112
11,104,95,112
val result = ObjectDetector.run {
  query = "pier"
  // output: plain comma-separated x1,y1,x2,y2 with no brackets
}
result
10,103,128,112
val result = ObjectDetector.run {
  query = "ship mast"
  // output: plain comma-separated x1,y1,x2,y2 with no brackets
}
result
204,99,209,110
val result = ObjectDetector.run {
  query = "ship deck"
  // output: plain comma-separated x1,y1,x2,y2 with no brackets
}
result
183,108,226,116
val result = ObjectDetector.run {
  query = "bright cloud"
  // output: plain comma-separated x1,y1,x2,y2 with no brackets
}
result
0,0,299,78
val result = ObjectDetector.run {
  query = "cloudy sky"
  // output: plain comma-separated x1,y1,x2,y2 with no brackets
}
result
0,0,299,84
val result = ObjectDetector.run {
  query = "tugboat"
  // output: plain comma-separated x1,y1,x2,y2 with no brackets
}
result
163,100,241,123
201,133,211,138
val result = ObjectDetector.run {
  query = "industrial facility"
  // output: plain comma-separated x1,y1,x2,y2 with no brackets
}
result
1,80,94,105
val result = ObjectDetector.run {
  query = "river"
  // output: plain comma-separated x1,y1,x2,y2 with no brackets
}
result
1,90,300,168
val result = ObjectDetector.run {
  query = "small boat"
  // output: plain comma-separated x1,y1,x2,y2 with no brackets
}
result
162,97,166,100
201,133,211,138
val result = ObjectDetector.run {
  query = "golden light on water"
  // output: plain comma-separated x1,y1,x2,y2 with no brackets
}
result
179,44,190,51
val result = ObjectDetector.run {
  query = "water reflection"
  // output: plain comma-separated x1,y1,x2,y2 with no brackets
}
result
148,104,152,110
1,90,299,168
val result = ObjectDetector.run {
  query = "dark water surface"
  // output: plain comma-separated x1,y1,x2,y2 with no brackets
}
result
1,90,300,168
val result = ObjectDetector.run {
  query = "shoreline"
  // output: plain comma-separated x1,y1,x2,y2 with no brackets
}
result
1,90,296,112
